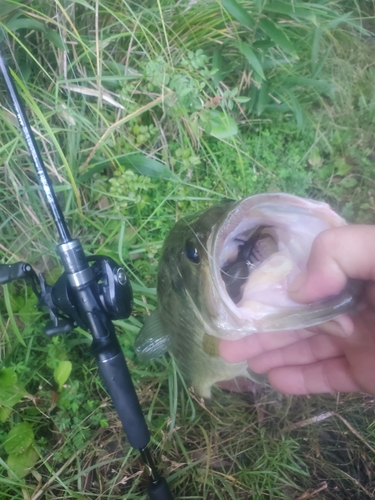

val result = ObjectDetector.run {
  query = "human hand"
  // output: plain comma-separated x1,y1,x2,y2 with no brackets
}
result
219,225,375,395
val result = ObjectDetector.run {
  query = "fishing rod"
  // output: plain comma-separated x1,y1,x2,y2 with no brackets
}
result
0,52,173,500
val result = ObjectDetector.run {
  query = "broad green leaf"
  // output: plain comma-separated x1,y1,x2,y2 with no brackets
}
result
319,163,335,180
0,0,19,18
6,16,47,33
235,96,250,103
221,0,255,28
0,406,12,422
0,386,25,412
0,368,17,387
340,177,358,189
54,361,72,392
207,110,238,139
308,147,322,169
263,3,316,22
335,158,351,176
5,15,63,49
103,61,140,78
237,43,265,79
4,422,34,455
0,368,25,421
122,154,178,179
45,28,64,50
259,18,296,55
7,446,38,479
80,154,177,182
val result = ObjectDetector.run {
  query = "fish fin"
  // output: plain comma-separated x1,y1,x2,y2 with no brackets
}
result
217,378,257,393
245,368,267,385
134,309,171,361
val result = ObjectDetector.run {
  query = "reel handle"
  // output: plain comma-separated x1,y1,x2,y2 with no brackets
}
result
0,262,35,284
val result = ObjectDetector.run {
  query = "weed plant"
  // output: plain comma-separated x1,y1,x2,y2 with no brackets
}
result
0,0,375,498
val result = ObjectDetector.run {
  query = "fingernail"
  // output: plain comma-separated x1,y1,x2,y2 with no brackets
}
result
288,271,307,293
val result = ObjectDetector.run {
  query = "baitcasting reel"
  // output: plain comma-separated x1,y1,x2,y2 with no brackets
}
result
0,255,132,337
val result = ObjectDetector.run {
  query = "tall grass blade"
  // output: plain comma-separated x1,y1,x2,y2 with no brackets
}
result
237,42,265,80
220,0,255,28
259,18,296,56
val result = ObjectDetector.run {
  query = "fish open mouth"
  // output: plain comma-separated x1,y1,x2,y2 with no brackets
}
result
207,193,356,335
220,225,279,304
209,195,305,325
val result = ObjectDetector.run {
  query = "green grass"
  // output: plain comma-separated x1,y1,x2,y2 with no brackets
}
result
0,0,375,498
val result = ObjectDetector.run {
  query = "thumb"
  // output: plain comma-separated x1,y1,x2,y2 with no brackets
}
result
288,225,375,304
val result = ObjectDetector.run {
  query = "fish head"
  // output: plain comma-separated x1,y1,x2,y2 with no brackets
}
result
160,193,358,341
157,200,235,328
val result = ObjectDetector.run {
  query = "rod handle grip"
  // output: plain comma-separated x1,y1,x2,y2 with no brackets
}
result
97,351,150,450
148,478,174,500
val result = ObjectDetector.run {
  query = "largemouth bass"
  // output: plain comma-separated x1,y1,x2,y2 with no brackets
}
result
135,193,359,397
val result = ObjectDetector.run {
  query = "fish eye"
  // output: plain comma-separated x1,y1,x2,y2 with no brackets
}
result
184,242,200,264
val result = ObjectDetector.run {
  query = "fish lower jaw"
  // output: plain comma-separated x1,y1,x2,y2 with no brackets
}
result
208,303,281,338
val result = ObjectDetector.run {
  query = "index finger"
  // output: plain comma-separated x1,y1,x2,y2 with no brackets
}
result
219,328,316,363
288,225,375,303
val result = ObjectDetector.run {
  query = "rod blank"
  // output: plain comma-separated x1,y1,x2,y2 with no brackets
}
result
0,53,71,243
